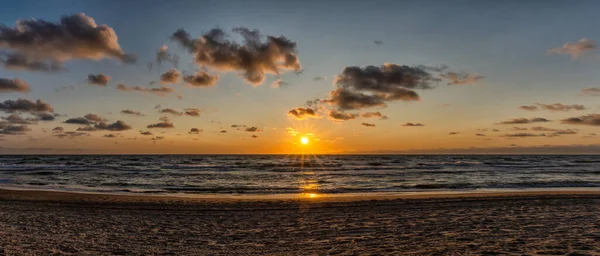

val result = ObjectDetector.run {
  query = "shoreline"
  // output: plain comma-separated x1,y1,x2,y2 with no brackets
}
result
2,187,600,204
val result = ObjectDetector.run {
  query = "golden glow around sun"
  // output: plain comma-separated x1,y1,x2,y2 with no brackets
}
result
300,136,309,145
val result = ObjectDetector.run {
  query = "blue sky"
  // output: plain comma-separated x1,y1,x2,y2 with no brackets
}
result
2,0,600,153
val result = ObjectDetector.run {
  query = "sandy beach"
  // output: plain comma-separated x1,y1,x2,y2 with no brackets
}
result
1,189,600,255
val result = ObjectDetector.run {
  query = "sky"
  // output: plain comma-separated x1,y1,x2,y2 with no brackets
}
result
2,0,600,154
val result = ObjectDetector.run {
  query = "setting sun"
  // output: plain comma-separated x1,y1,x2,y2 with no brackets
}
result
300,137,309,145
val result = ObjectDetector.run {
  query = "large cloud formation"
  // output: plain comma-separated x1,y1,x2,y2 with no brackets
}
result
0,98,53,113
171,27,301,86
323,64,440,111
0,13,135,64
561,114,600,126
0,78,29,93
547,38,596,59
287,107,319,120
117,83,173,97
497,117,551,125
519,103,585,112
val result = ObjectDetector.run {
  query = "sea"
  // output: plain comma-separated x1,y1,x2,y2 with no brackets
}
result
0,155,599,195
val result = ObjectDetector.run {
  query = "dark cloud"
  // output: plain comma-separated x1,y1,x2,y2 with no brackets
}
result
323,64,437,110
184,108,202,117
520,103,585,112
160,68,181,84
156,45,179,67
171,27,301,85
475,133,486,136
561,114,600,126
328,110,358,121
96,120,132,131
0,98,53,113
52,126,63,133
54,131,90,139
121,109,144,116
497,117,551,125
84,113,107,122
449,132,459,135
547,38,596,59
0,123,31,135
511,127,527,131
35,112,56,121
65,117,94,125
502,133,546,138
159,108,183,116
183,72,219,87
103,134,117,138
287,107,319,120
402,122,425,127
1,114,36,124
251,135,258,138
231,124,246,128
147,120,174,128
0,52,63,72
140,131,153,136
189,128,202,134
116,83,173,96
361,122,376,127
440,72,484,85
87,74,110,86
0,13,135,63
361,111,388,120
245,126,262,132
220,130,227,133
373,40,383,46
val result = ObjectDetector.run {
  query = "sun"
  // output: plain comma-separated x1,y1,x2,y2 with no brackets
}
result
300,136,309,145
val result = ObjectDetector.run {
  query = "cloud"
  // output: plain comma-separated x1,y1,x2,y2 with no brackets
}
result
54,131,90,139
0,98,53,113
159,108,183,116
0,13,135,63
287,107,319,120
65,114,131,132
140,131,153,135
65,117,94,125
245,126,262,132
0,78,29,93
547,38,596,59
475,133,486,136
87,74,110,86
151,136,165,141
0,123,31,135
231,124,246,128
361,111,388,120
0,52,63,72
519,103,585,112
171,27,301,86
160,68,181,84
147,119,174,128
440,72,484,85
402,122,425,127
183,72,219,87
560,114,600,126
497,117,551,125
121,109,144,116
189,128,202,134
448,132,459,135
582,88,600,96
1,114,36,124
95,120,132,131
313,76,326,81
374,40,383,45
250,134,259,138
286,127,299,136
502,133,546,138
361,122,376,127
103,134,117,138
116,83,173,96
271,79,289,88
156,45,179,67
84,113,107,123
184,108,202,117
220,130,227,133
52,126,63,133
323,64,437,110
328,110,358,121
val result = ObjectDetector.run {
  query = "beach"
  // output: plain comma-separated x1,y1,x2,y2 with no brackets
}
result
1,190,600,255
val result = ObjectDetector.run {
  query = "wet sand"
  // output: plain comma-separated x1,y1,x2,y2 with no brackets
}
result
1,189,600,255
